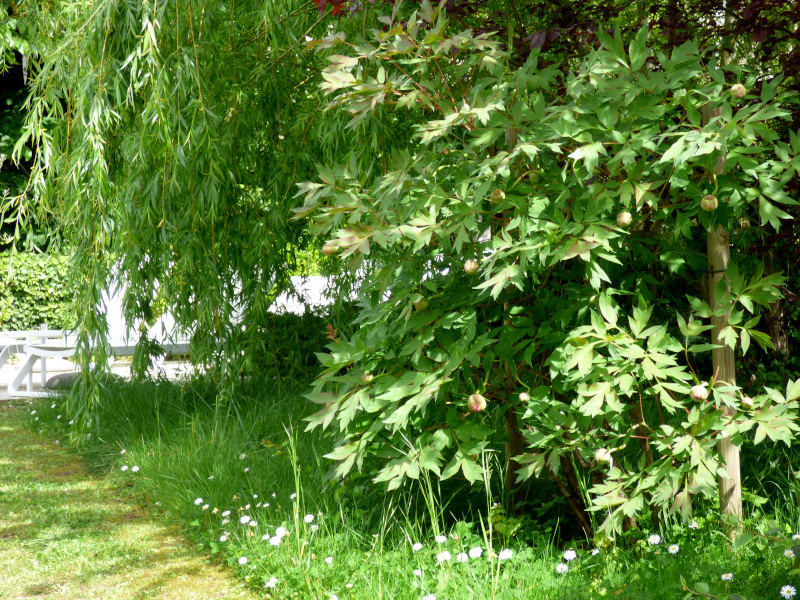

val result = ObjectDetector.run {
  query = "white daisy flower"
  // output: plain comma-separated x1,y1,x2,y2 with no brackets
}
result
436,550,451,563
238,556,248,565
265,576,278,588
721,573,733,581
304,514,315,524
121,465,129,472
202,504,209,511
469,546,483,559
668,544,679,554
498,548,513,560
688,520,699,529
222,510,231,517
240,515,251,525
556,563,568,574
269,536,281,546
435,534,447,544
781,585,797,599
785,549,795,558
563,549,577,561
221,518,229,526
310,524,318,532
412,542,423,552
456,552,468,563
220,535,228,542
793,534,800,541
194,497,203,505
131,466,139,472
647,534,661,545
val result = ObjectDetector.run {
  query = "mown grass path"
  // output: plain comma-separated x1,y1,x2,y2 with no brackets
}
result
0,401,260,600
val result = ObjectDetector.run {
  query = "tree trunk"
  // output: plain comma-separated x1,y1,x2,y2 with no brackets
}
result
708,225,742,528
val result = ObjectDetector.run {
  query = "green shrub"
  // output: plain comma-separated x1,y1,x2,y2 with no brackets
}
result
0,252,76,330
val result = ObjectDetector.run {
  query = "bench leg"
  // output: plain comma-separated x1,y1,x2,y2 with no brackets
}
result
9,354,43,398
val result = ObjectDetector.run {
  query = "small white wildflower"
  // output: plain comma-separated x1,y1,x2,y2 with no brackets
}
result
563,549,577,561
785,549,796,558
265,576,278,588
498,548,513,561
688,520,699,529
194,497,203,505
781,585,797,599
239,453,247,460
219,535,228,542
245,503,251,510
131,466,139,473
310,524,318,532
240,515,251,525
212,507,218,514
243,467,250,473
208,475,215,480
304,35,313,42
221,518,229,526
668,544,679,554
272,492,277,498
121,465,129,472
325,556,333,564
436,550,451,563
435,534,447,544
275,526,287,538
422,594,436,600
793,533,800,541
249,520,257,527
591,548,600,556
413,568,423,577
238,556,248,565
721,573,733,581
51,402,56,408
469,546,483,559
647,534,661,545
30,410,36,415
456,552,468,563
290,493,297,500
304,513,315,524
202,504,209,511
330,595,338,600
412,542,423,552
556,563,568,574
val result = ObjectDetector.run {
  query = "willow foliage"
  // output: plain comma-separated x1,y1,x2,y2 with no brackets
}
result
7,0,406,421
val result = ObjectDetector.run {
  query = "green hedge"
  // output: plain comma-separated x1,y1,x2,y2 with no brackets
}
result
0,253,76,330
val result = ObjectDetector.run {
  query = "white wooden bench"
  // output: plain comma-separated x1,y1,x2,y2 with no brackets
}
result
1,325,190,398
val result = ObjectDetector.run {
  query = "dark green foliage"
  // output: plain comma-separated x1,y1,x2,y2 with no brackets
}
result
0,252,75,330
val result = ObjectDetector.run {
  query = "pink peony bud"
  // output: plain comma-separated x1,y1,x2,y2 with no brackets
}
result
518,391,531,402
700,195,718,211
490,189,506,202
464,259,479,275
361,372,373,384
467,393,487,412
616,211,632,227
595,448,612,464
730,83,747,98
741,396,753,409
690,383,709,401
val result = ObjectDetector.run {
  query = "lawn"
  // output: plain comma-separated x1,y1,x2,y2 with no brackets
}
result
20,378,800,600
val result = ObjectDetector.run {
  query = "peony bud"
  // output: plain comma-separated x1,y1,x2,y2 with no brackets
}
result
518,392,531,402
616,211,632,227
595,448,612,464
730,83,747,98
467,393,487,412
490,189,506,203
700,194,718,211
690,383,709,401
361,372,374,384
322,242,338,256
413,298,428,311
741,396,753,409
464,259,479,275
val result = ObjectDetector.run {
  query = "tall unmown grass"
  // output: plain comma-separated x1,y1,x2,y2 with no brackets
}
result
28,378,800,600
